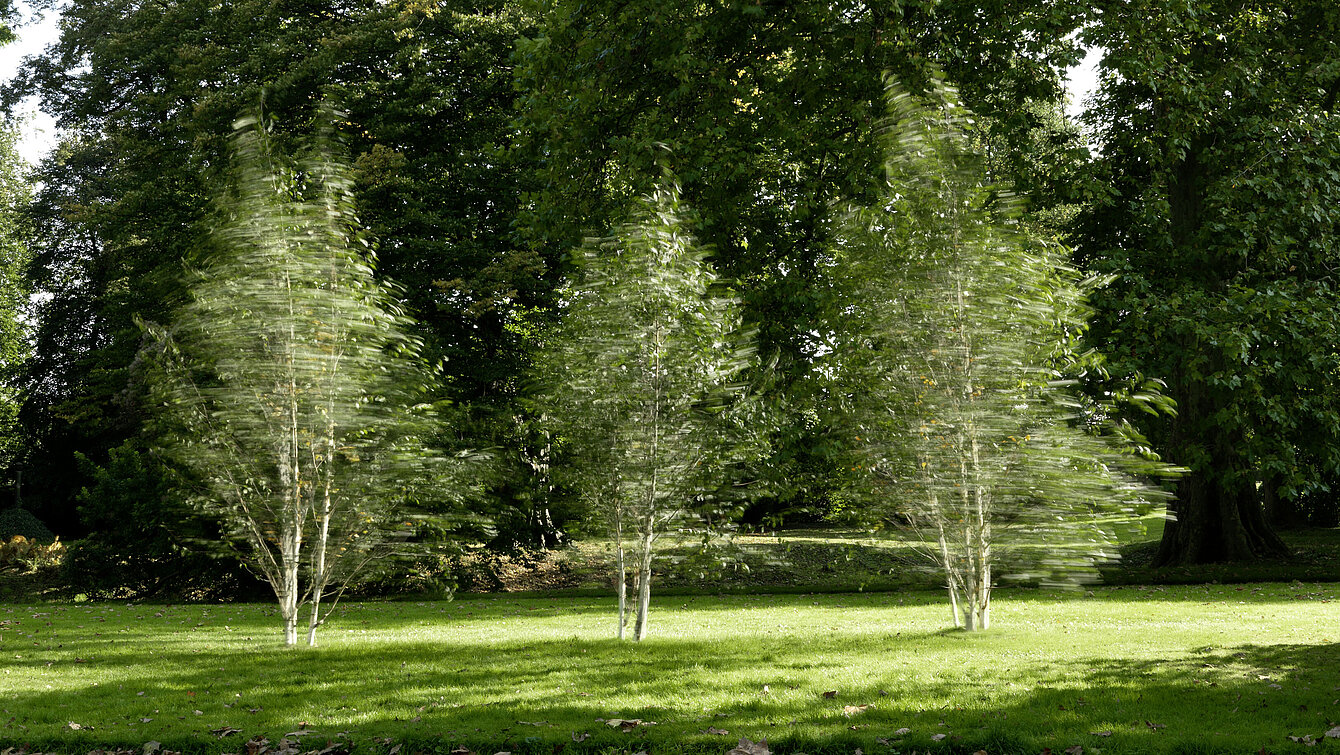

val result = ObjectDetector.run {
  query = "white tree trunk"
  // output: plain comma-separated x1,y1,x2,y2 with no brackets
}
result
279,541,300,646
614,512,628,640
933,501,962,628
307,492,332,647
633,523,654,641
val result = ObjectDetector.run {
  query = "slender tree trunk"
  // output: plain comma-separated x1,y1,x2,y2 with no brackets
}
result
614,509,628,640
307,489,332,647
633,521,654,642
933,501,961,628
279,529,300,646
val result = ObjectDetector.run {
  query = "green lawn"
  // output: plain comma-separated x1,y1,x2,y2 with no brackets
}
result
2,584,1337,754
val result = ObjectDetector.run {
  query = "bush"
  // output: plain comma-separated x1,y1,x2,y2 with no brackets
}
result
68,442,265,600
0,535,66,573
0,506,55,541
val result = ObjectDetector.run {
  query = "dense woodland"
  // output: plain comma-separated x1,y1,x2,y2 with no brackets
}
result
0,0,1338,600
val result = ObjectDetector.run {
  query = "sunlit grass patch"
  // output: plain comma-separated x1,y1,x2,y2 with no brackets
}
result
1,585,1337,754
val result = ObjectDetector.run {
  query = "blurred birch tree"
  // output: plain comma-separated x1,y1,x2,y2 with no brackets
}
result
537,177,756,641
836,80,1176,630
145,113,455,646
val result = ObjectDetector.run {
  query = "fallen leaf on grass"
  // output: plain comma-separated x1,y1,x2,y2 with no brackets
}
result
67,722,83,730
1287,735,1316,746
245,736,269,755
930,734,946,742
571,733,590,743
450,747,472,755
285,730,314,738
1145,721,1166,730
604,719,656,732
211,727,243,739
822,691,838,699
973,751,988,755
1326,727,1340,739
518,721,548,727
702,727,729,736
1090,731,1112,737
892,728,911,736
726,737,770,755
1064,746,1083,755
143,742,162,755
841,705,870,717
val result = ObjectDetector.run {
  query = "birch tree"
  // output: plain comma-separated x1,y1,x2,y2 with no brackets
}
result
145,113,453,646
538,177,754,641
836,79,1175,630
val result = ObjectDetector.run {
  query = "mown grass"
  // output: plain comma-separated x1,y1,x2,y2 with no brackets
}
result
2,584,1337,755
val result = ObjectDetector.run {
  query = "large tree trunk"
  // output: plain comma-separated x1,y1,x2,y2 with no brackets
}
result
1154,290,1289,565
1155,468,1289,565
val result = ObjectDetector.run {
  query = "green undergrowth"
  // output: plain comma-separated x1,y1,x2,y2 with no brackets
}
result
452,523,1340,597
2,585,1337,755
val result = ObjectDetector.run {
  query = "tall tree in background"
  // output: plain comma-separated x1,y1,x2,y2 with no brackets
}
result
513,0,1092,520
837,80,1173,629
1,0,536,534
146,114,455,646
1078,1,1340,564
0,123,29,496
536,177,756,641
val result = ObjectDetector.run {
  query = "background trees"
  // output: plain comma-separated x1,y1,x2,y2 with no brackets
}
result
3,0,1337,588
1078,0,1340,564
146,115,453,645
1,0,536,536
537,178,756,641
0,123,28,495
513,0,1091,522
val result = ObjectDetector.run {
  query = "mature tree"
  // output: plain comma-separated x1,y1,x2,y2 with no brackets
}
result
837,81,1174,629
536,177,756,641
0,0,14,45
2,0,537,534
0,123,29,496
146,115,455,646
1077,0,1340,564
513,0,1092,519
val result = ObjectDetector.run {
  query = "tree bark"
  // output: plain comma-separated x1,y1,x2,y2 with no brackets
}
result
633,525,654,642
1155,468,1289,564
614,512,627,641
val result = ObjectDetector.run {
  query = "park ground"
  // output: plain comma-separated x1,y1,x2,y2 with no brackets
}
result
1,526,1338,755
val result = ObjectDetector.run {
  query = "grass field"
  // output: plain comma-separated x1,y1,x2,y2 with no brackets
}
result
2,583,1337,755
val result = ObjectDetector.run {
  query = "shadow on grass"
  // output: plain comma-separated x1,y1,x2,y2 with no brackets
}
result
3,623,1336,755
